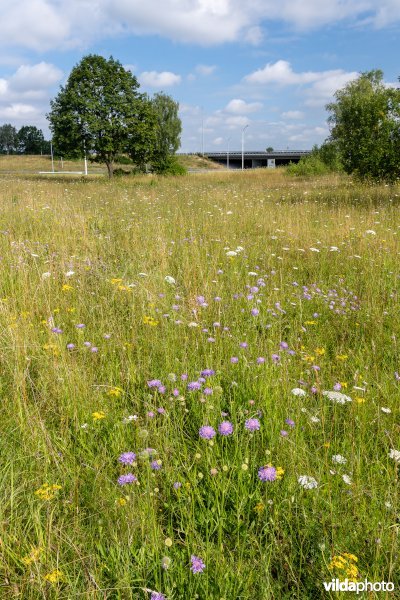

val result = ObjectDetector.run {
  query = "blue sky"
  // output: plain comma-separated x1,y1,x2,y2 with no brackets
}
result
0,0,399,152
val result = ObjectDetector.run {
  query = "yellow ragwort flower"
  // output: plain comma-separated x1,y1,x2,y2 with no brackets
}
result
92,411,106,421
34,484,62,501
44,569,64,584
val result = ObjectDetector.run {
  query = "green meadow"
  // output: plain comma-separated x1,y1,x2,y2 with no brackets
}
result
0,165,398,599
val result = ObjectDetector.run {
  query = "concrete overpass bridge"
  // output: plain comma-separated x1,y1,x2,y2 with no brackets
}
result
205,150,311,169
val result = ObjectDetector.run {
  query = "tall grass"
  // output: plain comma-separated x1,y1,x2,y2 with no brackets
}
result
0,169,398,598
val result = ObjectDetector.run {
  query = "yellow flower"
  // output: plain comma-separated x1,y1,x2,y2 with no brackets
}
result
66,307,76,313
276,466,285,480
92,411,106,421
34,484,62,501
304,320,317,325
164,538,173,547
336,354,348,361
315,347,325,355
356,397,365,404
44,569,64,584
22,547,42,566
143,315,158,326
107,387,124,397
340,381,348,388
116,497,127,506
62,284,73,291
110,278,123,285
323,442,330,448
254,502,265,514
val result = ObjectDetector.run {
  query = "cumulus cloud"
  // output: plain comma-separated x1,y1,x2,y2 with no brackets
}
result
281,110,304,119
195,64,217,76
245,60,359,105
139,70,181,87
9,62,63,92
0,1,399,51
225,98,263,114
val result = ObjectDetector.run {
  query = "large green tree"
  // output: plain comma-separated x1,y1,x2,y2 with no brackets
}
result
47,55,153,177
0,124,17,154
17,125,45,154
150,92,182,173
326,70,400,181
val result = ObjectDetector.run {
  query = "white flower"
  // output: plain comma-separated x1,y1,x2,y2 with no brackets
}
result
164,276,176,285
309,247,320,252
138,272,148,277
310,416,320,423
226,251,237,257
291,388,307,397
41,272,51,279
322,390,352,404
235,246,244,253
80,423,88,429
65,270,75,277
330,246,339,252
248,272,258,276
389,449,400,463
381,407,391,414
365,230,376,235
342,474,352,485
188,322,199,327
332,454,347,464
298,475,318,489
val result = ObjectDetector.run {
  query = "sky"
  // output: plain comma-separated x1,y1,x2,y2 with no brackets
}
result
0,0,399,153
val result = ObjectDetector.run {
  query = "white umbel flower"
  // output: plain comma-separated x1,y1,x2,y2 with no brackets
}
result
332,454,347,464
322,390,352,404
291,388,307,397
298,475,318,489
389,449,400,463
164,276,176,285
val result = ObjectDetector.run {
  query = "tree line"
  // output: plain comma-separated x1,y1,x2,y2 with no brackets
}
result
289,70,400,182
0,124,50,155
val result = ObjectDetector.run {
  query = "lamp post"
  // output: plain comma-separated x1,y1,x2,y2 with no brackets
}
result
241,125,249,170
227,136,230,170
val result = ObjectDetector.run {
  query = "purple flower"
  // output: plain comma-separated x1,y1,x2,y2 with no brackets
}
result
151,593,166,600
245,418,260,431
147,411,155,418
280,430,288,437
271,353,280,363
240,342,248,348
218,421,234,436
83,341,91,347
158,386,166,394
117,473,137,485
181,373,188,381
190,555,205,574
151,460,162,470
173,482,182,489
118,452,137,464
251,308,259,316
285,418,295,428
172,388,179,396
201,369,215,377
157,407,166,414
258,466,277,482
147,379,162,388
333,382,342,391
91,346,98,353
230,357,239,364
66,343,75,350
199,425,216,440
280,341,289,350
187,381,201,391
256,357,265,364
51,327,63,334
203,387,213,396
76,323,85,329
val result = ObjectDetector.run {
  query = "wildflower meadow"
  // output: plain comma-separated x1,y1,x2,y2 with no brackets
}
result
0,168,398,598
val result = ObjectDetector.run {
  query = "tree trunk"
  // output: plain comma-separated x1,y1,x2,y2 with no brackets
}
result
106,161,114,178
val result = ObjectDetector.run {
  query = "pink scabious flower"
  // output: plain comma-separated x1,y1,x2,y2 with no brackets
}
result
190,555,205,573
117,473,137,485
199,425,216,440
218,421,234,436
245,418,260,431
258,466,277,481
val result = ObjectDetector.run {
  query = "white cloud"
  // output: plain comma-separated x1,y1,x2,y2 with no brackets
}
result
281,110,304,119
245,60,359,106
0,1,399,51
9,62,63,92
225,115,251,129
139,70,181,87
195,64,217,76
245,60,320,85
225,98,263,114
212,136,224,145
0,103,39,120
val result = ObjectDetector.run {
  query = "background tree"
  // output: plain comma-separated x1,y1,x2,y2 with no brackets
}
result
0,124,18,154
17,125,45,154
48,55,151,177
126,96,158,172
326,70,400,181
150,92,182,173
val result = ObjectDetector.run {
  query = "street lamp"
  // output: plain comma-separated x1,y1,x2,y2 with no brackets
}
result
227,136,231,170
241,124,249,170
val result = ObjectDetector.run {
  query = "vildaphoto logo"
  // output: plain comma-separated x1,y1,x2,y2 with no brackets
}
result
323,579,395,593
